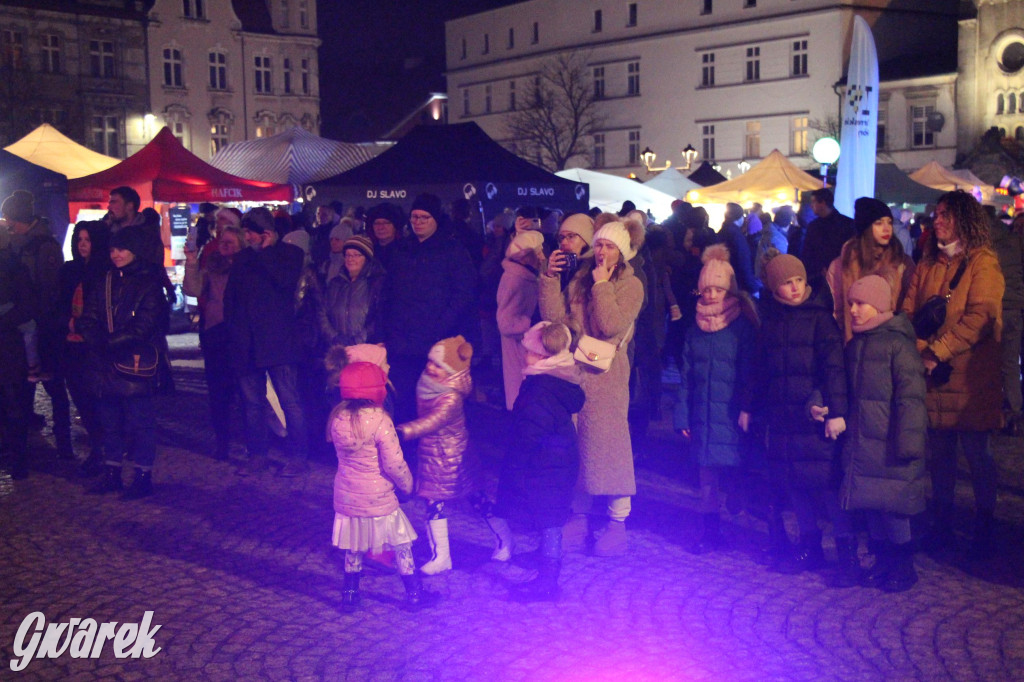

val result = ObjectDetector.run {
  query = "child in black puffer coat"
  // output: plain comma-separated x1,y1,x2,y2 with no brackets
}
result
754,252,849,575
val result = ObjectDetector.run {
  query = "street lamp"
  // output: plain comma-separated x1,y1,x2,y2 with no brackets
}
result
737,159,751,174
812,137,840,187
640,146,656,170
681,143,699,170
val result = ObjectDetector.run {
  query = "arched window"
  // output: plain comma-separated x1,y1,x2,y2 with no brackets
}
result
997,93,1005,115
1010,93,1018,114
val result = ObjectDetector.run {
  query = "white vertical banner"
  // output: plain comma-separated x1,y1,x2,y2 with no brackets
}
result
834,15,879,217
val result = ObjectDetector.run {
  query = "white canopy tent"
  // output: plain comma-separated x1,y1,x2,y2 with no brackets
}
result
642,167,700,199
556,167,676,221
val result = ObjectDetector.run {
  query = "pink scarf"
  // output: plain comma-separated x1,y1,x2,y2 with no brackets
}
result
695,295,740,332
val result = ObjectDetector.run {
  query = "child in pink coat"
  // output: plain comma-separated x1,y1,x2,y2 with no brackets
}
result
330,361,438,612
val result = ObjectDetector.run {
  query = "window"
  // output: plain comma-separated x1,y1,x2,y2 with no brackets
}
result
463,88,470,116
164,107,189,146
593,66,605,99
745,47,760,81
254,55,272,93
744,0,756,6
627,61,640,96
911,104,935,147
702,0,712,15
284,58,294,94
255,112,276,138
594,10,602,32
628,129,641,165
90,40,114,78
209,51,227,90
627,3,637,27
877,106,887,150
483,33,490,55
299,0,309,29
460,38,467,60
593,133,606,168
163,48,183,87
702,124,715,161
509,81,516,110
209,109,231,156
1,30,24,70
998,93,1005,115
508,28,514,49
183,0,205,19
701,53,715,87
745,121,761,158
91,115,119,156
791,116,808,155
532,22,539,44
1011,93,1018,115
279,0,289,28
484,84,492,113
792,40,808,76
41,34,61,73
301,58,310,94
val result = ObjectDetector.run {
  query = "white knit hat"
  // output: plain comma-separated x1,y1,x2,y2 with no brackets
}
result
592,221,636,261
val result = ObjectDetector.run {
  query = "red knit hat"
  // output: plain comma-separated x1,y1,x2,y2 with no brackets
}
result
339,362,387,406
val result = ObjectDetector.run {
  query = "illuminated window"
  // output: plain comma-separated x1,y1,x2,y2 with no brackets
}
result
745,121,761,158
791,116,808,155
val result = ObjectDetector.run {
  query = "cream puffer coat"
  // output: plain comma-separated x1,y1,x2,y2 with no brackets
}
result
331,407,413,518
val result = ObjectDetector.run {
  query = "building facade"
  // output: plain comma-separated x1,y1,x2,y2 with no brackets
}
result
445,0,960,179
0,0,150,156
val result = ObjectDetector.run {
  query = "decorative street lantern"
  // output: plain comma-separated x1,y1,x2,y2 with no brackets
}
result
812,137,840,187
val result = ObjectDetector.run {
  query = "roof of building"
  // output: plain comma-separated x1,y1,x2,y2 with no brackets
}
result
0,0,148,20
230,0,274,34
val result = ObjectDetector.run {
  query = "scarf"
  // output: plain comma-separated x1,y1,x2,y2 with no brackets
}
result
851,311,894,334
938,240,963,259
416,373,453,402
695,295,740,332
523,349,580,383
773,285,813,307
326,251,345,283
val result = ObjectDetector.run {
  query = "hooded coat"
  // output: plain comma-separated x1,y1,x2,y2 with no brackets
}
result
331,407,413,518
320,256,386,346
901,245,1005,431
538,260,644,495
755,286,848,490
400,368,479,500
840,313,928,515
496,257,540,410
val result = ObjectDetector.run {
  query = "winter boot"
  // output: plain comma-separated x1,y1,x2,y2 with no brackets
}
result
859,540,893,589
592,519,628,557
881,542,918,593
419,518,452,575
969,510,995,560
561,513,589,554
759,508,792,568
829,536,861,588
687,513,725,555
341,572,361,612
78,448,105,477
401,573,440,612
486,516,515,562
122,469,153,500
509,557,561,603
774,530,826,574
87,464,123,495
55,431,75,460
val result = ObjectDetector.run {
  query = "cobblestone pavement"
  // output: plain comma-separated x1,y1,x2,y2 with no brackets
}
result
1,335,1023,681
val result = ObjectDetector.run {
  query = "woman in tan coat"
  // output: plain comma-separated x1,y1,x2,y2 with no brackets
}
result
539,216,645,557
496,230,544,410
901,190,1005,558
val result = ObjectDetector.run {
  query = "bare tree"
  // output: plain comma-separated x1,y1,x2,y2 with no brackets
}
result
506,51,603,171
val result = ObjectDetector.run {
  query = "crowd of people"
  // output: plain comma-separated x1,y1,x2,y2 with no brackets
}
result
0,180,1020,607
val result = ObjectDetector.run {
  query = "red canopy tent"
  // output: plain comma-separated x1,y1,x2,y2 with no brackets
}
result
68,127,292,206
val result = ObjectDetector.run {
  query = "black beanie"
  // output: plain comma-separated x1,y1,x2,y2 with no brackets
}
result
410,193,443,221
109,225,149,258
854,197,891,234
365,202,405,230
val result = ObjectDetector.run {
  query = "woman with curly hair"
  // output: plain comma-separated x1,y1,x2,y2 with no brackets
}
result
901,190,1005,558
826,197,915,344
539,216,644,556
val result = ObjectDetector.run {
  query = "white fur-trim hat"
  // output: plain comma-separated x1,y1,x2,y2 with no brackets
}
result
592,221,636,261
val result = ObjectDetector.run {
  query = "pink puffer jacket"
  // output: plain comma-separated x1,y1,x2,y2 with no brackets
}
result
331,407,413,518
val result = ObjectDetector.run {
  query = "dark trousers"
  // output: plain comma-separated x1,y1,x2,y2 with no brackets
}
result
238,364,307,461
65,343,103,451
98,393,156,469
22,377,71,443
0,382,28,473
389,353,424,425
200,324,237,450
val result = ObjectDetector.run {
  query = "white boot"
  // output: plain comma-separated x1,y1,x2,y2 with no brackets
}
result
420,518,452,575
487,517,515,562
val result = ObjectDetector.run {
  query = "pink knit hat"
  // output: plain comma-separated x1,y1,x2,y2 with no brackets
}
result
847,274,892,313
698,244,738,294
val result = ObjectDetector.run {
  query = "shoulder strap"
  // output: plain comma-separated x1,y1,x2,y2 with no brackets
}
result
948,256,968,292
105,271,114,334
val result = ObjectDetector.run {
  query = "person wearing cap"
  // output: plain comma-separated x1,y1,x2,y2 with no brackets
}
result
77,224,171,499
838,274,927,592
497,229,545,410
800,188,855,289
365,202,406,271
825,196,915,344
901,190,1005,559
539,217,644,557
224,206,310,477
383,193,476,423
320,234,385,347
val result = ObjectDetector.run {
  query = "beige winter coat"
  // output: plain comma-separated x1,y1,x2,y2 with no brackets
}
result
538,261,644,496
496,258,539,410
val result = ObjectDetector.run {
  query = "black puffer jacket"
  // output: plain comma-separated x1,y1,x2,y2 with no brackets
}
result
78,259,170,397
755,287,848,490
495,372,585,529
840,313,927,515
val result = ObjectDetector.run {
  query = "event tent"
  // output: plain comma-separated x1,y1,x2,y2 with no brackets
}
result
642,167,701,200
874,163,943,205
686,150,822,204
910,161,996,201
209,127,381,185
556,167,676,220
0,149,69,242
69,127,292,206
688,161,728,187
313,123,588,216
4,124,119,180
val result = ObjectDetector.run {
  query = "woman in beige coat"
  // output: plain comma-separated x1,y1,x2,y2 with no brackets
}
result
496,230,544,410
539,216,645,556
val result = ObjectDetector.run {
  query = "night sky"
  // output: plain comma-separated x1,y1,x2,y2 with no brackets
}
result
317,0,520,141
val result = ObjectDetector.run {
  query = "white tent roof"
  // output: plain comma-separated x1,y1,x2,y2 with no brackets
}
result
642,167,700,199
4,123,119,179
209,127,383,185
556,167,677,221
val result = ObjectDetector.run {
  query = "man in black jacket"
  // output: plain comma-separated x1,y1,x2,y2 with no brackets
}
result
224,207,308,476
800,188,855,288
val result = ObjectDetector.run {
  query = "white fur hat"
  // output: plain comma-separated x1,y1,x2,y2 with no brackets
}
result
592,221,636,261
